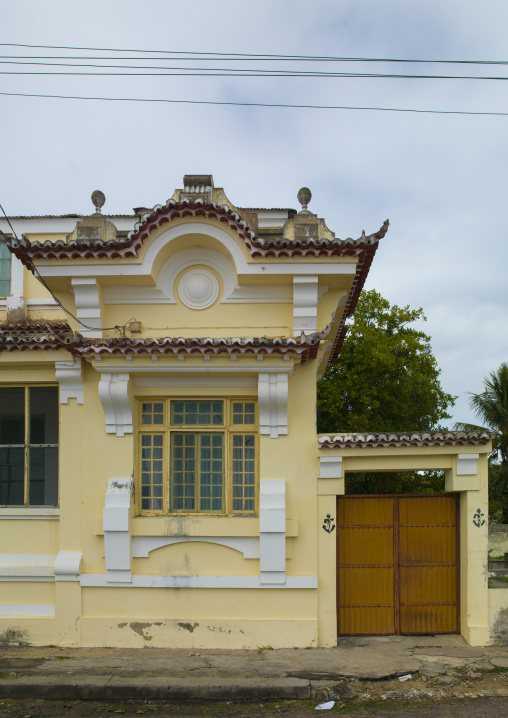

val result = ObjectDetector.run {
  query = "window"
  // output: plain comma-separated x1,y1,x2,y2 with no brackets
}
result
0,387,59,506
0,242,11,297
138,399,257,515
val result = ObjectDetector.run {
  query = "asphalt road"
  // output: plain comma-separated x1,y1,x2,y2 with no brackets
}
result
0,697,507,718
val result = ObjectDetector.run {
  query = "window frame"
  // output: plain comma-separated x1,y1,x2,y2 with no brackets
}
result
0,385,60,507
136,397,258,517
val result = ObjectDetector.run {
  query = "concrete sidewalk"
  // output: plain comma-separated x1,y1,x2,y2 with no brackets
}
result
1,635,508,701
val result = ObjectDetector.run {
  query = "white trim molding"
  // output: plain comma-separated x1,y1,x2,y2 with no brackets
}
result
103,479,133,583
259,480,286,585
457,453,480,476
319,455,343,479
98,373,133,436
80,574,316,589
0,554,56,580
0,604,55,617
55,359,84,404
258,373,288,439
53,551,82,581
293,275,318,335
71,277,103,338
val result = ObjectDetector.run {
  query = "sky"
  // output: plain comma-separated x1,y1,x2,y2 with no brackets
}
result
1,0,507,428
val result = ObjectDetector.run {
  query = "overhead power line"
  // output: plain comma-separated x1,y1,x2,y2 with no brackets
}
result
1,91,506,116
0,43,506,66
0,61,506,80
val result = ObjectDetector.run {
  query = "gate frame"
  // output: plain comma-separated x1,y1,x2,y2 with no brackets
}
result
317,439,491,646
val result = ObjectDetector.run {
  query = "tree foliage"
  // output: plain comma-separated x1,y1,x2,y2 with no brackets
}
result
317,290,455,434
317,290,455,495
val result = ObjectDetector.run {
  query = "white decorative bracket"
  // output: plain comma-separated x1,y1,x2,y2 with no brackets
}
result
259,479,286,585
98,373,133,436
71,277,103,338
103,479,133,583
258,373,288,438
319,455,343,478
54,551,82,581
457,453,480,476
55,359,84,404
293,275,318,335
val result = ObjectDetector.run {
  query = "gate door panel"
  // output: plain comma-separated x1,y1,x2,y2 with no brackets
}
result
337,497,396,635
398,496,459,634
337,495,459,635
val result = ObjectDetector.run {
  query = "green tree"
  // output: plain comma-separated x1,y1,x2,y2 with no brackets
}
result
317,290,455,495
456,363,508,522
317,290,455,434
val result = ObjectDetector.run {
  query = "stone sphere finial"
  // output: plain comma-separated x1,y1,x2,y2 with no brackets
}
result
91,190,106,214
297,187,312,213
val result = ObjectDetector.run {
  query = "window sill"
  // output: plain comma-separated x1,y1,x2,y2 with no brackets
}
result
0,508,60,519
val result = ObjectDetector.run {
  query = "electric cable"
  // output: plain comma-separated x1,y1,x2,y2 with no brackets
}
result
1,67,507,79
0,43,506,65
0,91,506,116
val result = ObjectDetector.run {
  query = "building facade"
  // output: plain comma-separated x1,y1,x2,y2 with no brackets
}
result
0,176,498,647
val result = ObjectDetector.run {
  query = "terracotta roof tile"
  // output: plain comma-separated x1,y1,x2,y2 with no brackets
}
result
318,431,493,449
0,322,329,364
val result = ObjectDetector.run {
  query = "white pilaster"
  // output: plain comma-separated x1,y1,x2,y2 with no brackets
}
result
98,373,133,436
259,480,286,585
103,479,133,583
55,359,84,404
258,373,288,439
71,277,103,338
293,275,318,335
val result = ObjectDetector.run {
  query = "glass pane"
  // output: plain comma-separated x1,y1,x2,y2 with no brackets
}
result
231,434,256,513
171,401,223,426
138,434,164,511
141,402,164,426
0,447,24,505
171,432,224,513
29,387,58,444
0,388,25,444
0,244,11,295
232,402,256,425
28,447,58,506
171,433,196,511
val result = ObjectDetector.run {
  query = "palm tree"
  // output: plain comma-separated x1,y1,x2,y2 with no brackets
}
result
456,363,508,523
465,362,508,474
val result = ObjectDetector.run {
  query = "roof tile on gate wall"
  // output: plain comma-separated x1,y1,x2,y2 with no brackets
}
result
317,431,493,448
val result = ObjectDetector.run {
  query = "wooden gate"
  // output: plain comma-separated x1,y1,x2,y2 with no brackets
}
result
337,495,459,635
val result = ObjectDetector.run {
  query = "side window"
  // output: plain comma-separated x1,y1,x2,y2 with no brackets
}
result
0,243,11,297
137,399,257,516
0,386,59,506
